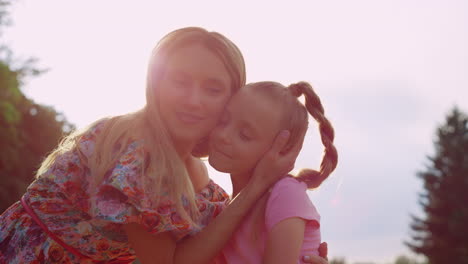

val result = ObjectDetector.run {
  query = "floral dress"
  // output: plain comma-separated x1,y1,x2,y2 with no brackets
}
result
0,122,229,264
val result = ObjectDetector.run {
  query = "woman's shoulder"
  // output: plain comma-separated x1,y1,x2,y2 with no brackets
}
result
197,178,230,203
80,118,110,141
78,117,144,157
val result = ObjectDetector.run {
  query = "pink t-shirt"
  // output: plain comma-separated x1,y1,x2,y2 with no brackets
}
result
218,177,321,264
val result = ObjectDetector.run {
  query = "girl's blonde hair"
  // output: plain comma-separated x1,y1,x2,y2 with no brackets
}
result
37,27,246,225
247,81,337,245
246,81,338,188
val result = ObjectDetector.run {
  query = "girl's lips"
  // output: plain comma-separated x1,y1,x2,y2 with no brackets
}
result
177,112,205,124
212,145,232,158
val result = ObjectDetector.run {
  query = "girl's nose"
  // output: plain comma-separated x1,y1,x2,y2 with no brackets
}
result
215,126,232,145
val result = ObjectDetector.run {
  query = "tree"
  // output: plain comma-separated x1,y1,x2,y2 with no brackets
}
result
406,107,468,263
394,255,427,264
0,0,75,212
329,257,347,264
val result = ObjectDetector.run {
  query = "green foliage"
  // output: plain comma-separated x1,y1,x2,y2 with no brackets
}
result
406,107,468,264
0,0,12,31
394,255,427,264
0,59,75,212
330,257,347,264
0,0,75,212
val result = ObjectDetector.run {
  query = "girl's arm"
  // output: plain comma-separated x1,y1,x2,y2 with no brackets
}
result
263,218,307,264
125,130,297,264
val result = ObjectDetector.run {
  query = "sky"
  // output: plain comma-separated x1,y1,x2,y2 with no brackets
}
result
4,0,468,263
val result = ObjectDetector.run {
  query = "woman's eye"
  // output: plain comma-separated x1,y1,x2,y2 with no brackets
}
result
206,86,222,95
169,73,189,87
174,78,188,86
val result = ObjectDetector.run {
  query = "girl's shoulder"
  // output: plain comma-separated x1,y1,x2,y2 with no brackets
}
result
265,176,320,232
266,176,314,215
270,176,307,194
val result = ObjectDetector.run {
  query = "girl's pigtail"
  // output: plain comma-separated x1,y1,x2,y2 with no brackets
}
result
288,82,338,188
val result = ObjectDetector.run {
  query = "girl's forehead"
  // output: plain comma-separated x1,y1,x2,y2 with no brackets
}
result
228,89,259,109
230,88,275,108
228,89,284,130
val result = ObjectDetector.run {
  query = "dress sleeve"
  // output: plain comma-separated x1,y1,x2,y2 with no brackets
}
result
77,119,108,158
265,177,320,232
194,180,230,228
91,141,195,240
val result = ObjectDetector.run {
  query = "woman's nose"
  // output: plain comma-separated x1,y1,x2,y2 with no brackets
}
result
183,85,203,109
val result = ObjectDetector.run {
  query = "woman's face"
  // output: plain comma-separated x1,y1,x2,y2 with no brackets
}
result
208,89,284,175
158,43,232,145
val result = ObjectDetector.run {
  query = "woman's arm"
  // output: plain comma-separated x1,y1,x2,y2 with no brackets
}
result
263,218,306,264
123,227,329,264
124,224,177,263
125,130,298,264
302,242,328,264
124,177,284,264
173,181,271,263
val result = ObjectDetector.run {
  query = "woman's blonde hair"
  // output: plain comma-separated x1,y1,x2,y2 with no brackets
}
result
37,27,246,225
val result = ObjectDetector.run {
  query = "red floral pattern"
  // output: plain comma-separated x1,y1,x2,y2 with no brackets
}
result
0,122,229,263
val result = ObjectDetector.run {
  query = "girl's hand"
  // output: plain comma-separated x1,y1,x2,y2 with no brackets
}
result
250,130,304,187
302,242,328,264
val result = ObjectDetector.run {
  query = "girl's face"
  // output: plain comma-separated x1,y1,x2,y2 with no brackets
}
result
208,89,284,175
158,44,232,145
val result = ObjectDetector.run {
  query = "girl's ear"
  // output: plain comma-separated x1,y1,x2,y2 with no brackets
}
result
271,130,291,155
280,127,306,156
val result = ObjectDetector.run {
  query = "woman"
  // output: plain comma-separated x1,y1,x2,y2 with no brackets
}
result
0,27,328,264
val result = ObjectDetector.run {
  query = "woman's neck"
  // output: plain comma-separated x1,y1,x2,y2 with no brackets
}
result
172,139,197,162
230,171,252,197
185,156,210,193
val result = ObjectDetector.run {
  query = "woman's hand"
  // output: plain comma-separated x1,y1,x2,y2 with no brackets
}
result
250,129,304,187
302,242,328,264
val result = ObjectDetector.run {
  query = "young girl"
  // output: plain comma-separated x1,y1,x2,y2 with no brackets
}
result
209,81,338,264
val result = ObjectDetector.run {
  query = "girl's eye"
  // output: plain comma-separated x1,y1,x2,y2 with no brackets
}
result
240,131,251,141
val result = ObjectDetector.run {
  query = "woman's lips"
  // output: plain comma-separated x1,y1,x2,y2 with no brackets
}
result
177,112,204,124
